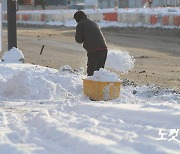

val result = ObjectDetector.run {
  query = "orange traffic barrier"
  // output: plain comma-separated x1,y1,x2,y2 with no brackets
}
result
150,15,157,25
16,14,20,21
173,16,180,26
22,14,29,21
163,16,169,25
41,14,46,21
103,12,118,21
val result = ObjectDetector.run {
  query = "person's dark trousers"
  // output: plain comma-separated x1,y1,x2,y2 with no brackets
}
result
87,50,107,76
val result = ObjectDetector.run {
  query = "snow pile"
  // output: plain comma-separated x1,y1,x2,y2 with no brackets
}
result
134,85,180,102
0,64,83,101
105,50,135,73
0,63,179,154
2,47,24,63
0,71,61,100
86,68,121,82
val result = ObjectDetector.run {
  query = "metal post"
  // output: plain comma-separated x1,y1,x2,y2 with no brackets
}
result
7,0,17,50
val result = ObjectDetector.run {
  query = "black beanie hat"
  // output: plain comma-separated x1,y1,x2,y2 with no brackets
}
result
74,11,87,22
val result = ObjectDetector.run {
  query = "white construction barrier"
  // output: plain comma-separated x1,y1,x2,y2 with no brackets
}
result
62,10,75,21
2,8,180,28
87,12,104,22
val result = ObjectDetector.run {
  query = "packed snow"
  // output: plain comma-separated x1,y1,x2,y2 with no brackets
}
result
86,68,121,82
0,47,180,154
2,47,24,63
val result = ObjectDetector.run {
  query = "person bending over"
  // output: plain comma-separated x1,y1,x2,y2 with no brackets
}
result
74,11,108,76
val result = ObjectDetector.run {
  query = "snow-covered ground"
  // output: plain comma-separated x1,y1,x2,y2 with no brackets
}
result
0,47,180,154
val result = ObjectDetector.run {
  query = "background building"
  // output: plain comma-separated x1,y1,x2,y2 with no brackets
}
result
1,0,180,11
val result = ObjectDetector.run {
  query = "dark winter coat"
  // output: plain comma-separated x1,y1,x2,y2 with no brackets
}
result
75,18,107,52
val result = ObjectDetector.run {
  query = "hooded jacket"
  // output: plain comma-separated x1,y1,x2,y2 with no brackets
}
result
75,18,107,52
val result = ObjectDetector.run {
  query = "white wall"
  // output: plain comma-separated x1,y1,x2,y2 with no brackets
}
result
128,0,141,8
128,0,180,8
161,0,180,6
98,0,115,8
85,0,97,6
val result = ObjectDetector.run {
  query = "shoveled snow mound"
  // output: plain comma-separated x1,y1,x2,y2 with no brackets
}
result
2,47,24,63
0,64,83,101
105,50,135,73
87,68,121,82
0,71,60,100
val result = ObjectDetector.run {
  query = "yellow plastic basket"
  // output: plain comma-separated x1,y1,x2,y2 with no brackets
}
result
83,79,121,101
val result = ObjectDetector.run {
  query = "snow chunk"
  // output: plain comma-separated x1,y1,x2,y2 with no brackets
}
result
87,68,121,82
105,50,135,73
2,47,24,63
